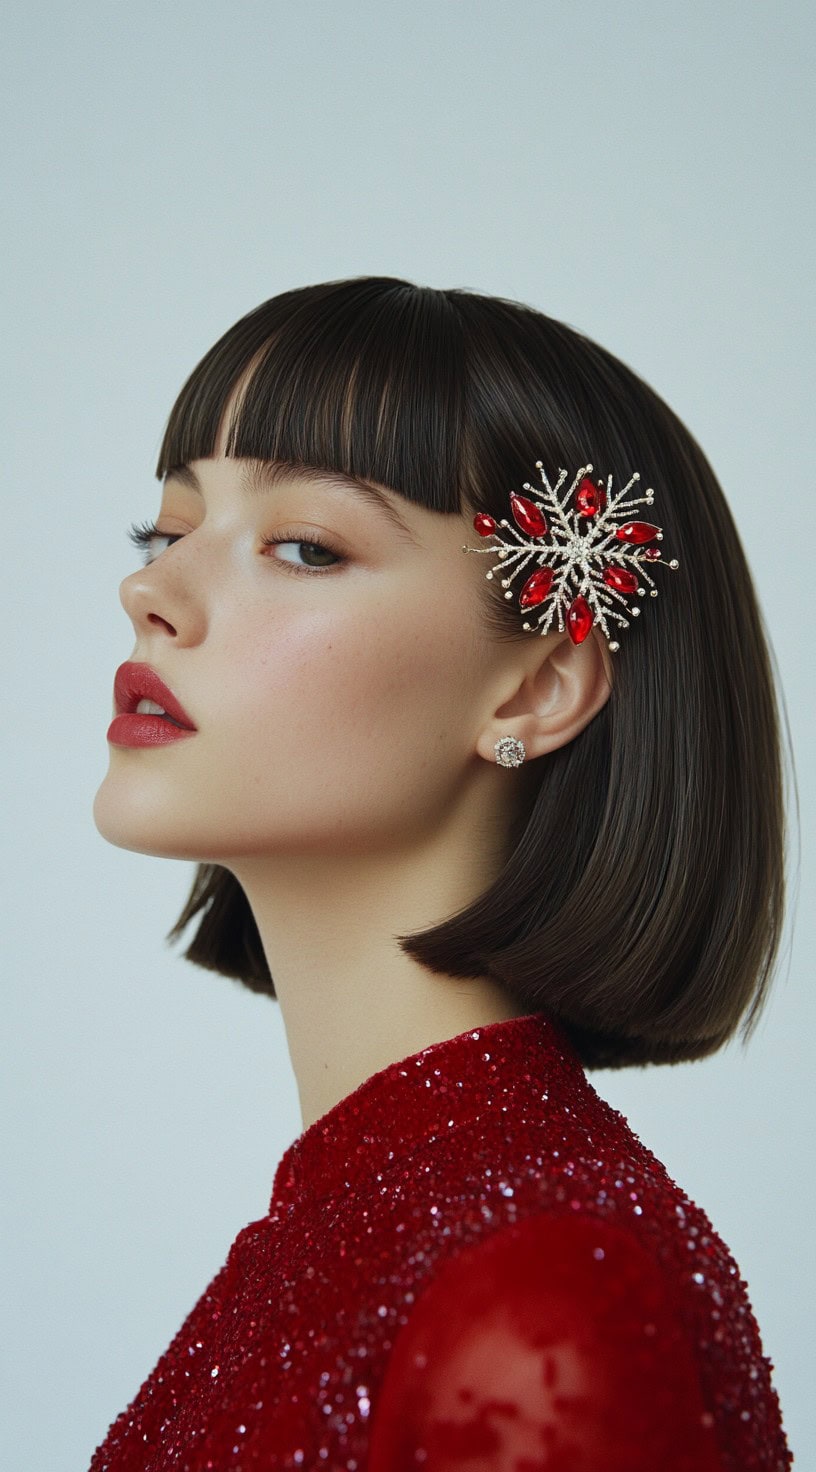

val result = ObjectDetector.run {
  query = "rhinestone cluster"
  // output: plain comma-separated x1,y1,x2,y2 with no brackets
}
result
463,461,680,652
494,735,526,768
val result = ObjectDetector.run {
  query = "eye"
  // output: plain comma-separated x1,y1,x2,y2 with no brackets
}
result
126,519,344,575
260,527,344,574
126,520,182,561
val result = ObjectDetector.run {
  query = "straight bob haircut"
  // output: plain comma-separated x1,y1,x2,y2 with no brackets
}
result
154,275,793,1069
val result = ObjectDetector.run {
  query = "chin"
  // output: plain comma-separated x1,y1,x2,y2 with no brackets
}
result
91,779,191,859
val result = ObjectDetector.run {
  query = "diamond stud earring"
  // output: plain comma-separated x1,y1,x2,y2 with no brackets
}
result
494,736,526,768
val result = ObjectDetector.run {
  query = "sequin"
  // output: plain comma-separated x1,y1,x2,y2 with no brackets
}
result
87,1012,791,1470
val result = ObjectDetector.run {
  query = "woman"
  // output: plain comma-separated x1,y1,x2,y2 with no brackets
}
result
90,276,792,1469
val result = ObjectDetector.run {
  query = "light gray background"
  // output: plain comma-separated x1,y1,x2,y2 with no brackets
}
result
2,3,812,1468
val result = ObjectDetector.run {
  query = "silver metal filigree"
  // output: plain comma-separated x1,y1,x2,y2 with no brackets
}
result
463,461,680,653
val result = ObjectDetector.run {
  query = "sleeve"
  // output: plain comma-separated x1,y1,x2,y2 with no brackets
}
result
368,1211,723,1472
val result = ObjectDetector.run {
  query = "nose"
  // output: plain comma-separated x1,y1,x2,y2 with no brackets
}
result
118,566,181,637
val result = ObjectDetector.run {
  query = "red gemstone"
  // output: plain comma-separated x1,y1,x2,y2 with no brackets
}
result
510,493,548,537
643,547,662,561
566,595,594,644
602,564,639,594
615,521,660,544
473,513,497,537
519,566,554,608
575,476,606,518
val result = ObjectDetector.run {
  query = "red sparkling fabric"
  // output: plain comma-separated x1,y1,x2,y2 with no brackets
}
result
87,1013,791,1471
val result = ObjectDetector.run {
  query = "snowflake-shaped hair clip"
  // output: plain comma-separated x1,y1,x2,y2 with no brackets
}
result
462,462,680,652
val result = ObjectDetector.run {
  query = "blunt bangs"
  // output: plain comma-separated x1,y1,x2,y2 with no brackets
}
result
156,275,792,1071
155,276,467,516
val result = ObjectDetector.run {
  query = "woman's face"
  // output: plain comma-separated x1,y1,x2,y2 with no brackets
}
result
93,429,506,870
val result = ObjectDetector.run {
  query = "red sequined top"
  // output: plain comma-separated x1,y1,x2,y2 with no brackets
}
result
88,1012,791,1471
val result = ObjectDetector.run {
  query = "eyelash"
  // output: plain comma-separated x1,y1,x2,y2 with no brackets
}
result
125,519,344,576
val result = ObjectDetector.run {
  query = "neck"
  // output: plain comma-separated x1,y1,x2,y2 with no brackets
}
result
229,823,527,1131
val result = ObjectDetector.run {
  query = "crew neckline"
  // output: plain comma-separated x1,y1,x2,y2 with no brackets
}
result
269,1009,584,1213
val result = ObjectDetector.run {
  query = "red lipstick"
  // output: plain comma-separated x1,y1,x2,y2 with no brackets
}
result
108,661,197,748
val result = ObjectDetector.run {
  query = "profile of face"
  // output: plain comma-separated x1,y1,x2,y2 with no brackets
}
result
93,399,534,878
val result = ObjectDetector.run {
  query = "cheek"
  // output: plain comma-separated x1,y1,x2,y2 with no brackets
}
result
217,597,475,780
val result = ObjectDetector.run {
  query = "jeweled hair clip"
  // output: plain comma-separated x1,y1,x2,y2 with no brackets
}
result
462,462,680,653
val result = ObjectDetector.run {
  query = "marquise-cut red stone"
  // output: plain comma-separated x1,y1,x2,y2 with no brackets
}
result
615,521,660,544
575,476,606,518
567,595,594,644
510,493,548,537
519,566,554,608
473,513,497,537
602,564,639,594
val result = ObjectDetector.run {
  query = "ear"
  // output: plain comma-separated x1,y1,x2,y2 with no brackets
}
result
475,629,614,765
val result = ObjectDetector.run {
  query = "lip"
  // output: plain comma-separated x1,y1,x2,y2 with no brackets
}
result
113,661,197,730
108,662,197,748
107,712,197,747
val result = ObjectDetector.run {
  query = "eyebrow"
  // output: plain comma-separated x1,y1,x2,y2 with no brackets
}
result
162,460,419,545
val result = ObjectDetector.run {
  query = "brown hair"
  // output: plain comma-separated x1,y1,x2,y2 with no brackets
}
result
155,275,793,1068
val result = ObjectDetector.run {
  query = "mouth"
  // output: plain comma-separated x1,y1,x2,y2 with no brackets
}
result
131,700,187,727
113,662,198,730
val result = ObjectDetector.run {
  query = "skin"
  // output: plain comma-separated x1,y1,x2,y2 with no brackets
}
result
94,381,614,1131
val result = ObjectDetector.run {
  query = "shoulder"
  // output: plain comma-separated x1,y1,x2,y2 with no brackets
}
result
368,1211,723,1471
